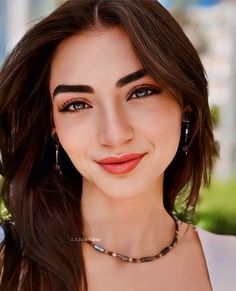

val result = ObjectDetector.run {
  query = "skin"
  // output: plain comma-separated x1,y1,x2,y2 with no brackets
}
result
49,26,212,290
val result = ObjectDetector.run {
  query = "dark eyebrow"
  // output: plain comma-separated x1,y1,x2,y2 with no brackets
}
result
52,69,147,98
53,85,93,98
116,68,146,88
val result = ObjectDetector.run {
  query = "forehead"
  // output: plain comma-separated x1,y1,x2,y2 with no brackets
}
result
49,27,143,94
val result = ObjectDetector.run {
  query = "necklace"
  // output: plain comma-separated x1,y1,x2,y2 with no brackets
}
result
81,217,179,263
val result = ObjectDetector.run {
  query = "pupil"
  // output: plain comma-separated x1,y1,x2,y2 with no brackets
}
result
138,89,146,97
74,103,82,109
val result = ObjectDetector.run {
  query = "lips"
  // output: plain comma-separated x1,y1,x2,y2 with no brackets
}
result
97,153,145,164
96,153,146,174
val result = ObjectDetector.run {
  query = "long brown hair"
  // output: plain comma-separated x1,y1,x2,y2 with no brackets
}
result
0,0,218,290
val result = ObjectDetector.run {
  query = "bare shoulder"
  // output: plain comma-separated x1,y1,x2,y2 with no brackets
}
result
170,220,213,290
175,220,211,262
176,220,199,246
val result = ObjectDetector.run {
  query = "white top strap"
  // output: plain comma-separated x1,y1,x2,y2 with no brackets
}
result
196,227,236,291
0,225,4,242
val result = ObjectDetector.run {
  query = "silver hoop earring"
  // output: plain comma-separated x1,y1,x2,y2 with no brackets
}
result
53,133,62,175
182,114,190,155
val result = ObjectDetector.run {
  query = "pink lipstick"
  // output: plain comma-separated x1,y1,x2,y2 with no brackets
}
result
96,153,146,174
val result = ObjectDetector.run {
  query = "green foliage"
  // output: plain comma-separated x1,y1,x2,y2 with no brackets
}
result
195,176,236,235
174,189,196,223
210,105,220,128
0,176,11,221
0,201,10,220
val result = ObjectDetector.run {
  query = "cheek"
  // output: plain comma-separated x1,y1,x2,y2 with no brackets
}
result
131,101,182,144
143,107,182,171
61,134,89,159
145,120,181,155
53,112,92,158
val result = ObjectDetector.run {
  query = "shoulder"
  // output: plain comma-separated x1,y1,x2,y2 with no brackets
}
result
195,226,236,291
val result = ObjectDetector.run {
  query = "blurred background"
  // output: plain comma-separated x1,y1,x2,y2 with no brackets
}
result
0,0,235,234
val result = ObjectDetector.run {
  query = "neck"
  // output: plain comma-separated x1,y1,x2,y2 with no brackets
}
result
81,178,176,259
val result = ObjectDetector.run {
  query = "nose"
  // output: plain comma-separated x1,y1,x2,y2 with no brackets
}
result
97,104,134,148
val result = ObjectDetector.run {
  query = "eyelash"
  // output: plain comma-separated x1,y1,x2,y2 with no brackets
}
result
57,84,162,113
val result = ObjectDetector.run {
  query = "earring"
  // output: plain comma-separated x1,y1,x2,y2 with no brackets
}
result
182,114,190,155
53,133,62,175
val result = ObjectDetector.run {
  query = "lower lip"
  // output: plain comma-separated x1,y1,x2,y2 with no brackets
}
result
97,155,145,174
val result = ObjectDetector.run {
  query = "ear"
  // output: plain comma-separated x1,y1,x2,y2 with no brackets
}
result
50,108,56,138
52,132,60,143
183,104,192,113
51,127,56,138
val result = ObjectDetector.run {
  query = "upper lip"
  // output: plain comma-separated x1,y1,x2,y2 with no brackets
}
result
97,153,146,164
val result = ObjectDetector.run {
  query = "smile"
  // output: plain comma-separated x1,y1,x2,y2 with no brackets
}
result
96,153,146,174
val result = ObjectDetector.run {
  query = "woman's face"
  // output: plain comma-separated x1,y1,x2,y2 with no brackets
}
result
50,26,182,199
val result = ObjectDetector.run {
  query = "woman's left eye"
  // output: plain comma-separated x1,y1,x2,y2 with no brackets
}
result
128,86,161,101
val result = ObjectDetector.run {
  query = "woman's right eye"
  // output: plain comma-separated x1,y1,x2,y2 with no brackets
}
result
57,100,91,113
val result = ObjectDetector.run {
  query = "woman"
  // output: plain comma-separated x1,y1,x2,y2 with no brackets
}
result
0,0,235,290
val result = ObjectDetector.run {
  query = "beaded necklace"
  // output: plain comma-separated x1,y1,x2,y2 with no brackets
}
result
81,217,179,263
